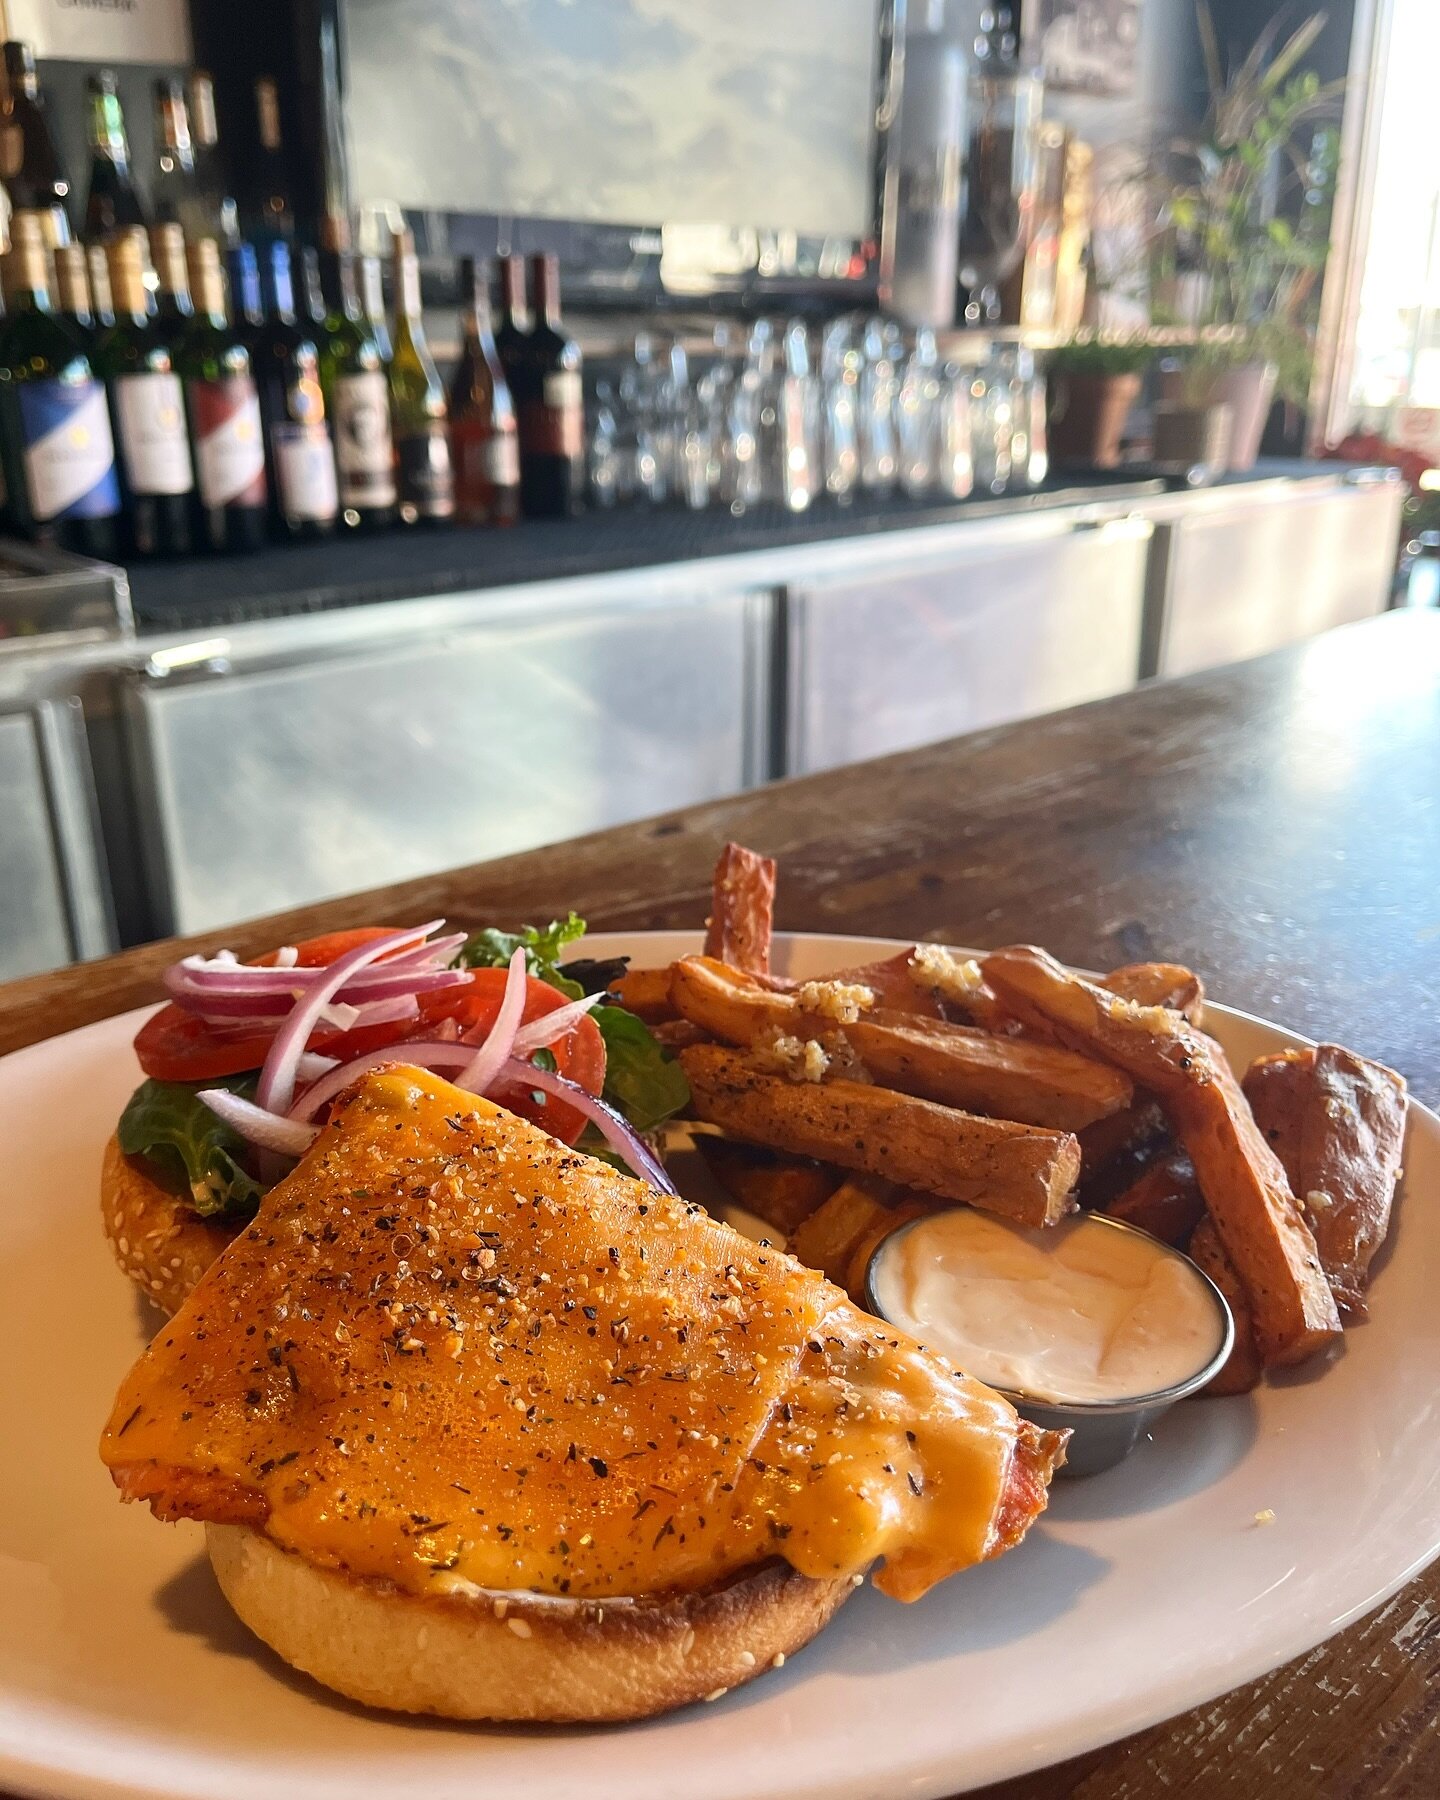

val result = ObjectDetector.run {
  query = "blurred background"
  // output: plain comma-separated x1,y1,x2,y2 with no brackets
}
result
0,0,1434,981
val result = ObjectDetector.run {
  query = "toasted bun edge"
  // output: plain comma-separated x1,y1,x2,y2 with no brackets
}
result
206,1522,856,1722
101,1133,239,1317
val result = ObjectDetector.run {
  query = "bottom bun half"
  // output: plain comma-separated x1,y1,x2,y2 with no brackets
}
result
207,1523,856,1723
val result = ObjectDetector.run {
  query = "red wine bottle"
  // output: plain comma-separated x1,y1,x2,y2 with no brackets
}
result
449,256,519,526
515,253,583,518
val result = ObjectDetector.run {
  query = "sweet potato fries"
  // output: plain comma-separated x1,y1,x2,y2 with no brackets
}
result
644,842,1407,1399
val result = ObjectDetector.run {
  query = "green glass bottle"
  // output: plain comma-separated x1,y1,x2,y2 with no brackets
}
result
83,71,145,242
387,228,453,524
148,220,195,345
0,214,120,555
317,224,394,529
93,230,197,557
52,243,95,340
179,237,268,553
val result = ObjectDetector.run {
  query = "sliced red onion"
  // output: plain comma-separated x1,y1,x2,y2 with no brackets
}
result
296,1051,339,1082
255,921,443,1116
510,991,603,1058
274,945,299,968
496,1057,675,1193
287,1039,476,1121
456,946,528,1095
166,962,467,1002
198,1088,318,1157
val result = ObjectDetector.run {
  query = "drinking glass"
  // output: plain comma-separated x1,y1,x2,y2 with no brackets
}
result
898,327,943,496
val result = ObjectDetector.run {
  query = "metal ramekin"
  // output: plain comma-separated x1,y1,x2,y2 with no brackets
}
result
864,1209,1236,1477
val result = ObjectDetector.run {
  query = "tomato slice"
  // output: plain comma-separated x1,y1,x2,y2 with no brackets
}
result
134,930,606,1145
418,969,605,1142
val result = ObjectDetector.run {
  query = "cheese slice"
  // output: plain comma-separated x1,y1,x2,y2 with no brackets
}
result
102,1068,1054,1603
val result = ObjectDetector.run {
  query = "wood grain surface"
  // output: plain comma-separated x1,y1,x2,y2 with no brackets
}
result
3,608,1438,1797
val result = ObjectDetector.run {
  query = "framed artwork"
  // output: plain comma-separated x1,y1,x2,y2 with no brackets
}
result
1026,0,1143,97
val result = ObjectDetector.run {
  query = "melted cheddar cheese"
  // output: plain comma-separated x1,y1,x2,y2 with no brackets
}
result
102,1069,1028,1602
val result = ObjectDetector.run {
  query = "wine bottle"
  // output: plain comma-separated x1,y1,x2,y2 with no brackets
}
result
188,72,239,247
53,243,94,337
354,251,390,364
388,228,453,524
93,231,197,556
86,243,115,331
317,229,395,529
0,215,120,556
0,41,71,248
252,239,337,539
516,253,584,518
449,256,519,527
151,78,200,235
83,72,145,242
149,220,195,343
225,240,262,331
494,253,529,391
180,237,268,554
249,77,294,242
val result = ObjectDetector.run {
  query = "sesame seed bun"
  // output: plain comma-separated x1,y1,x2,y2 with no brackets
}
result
100,1134,241,1317
206,1522,855,1722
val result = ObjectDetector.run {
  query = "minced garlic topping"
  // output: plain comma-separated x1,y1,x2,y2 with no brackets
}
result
754,1030,830,1083
795,979,875,1025
909,944,987,1006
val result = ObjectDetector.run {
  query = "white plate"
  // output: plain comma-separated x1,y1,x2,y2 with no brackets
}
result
2,930,1437,1800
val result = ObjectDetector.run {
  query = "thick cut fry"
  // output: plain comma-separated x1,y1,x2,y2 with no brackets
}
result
980,946,1340,1365
1104,1151,1205,1248
1244,1045,1407,1319
905,944,1018,1032
704,842,777,974
611,966,679,1023
669,955,1132,1132
679,1043,1081,1228
1077,1099,1172,1208
819,949,945,1018
1103,962,1206,1026
695,1137,841,1236
790,1178,900,1286
1187,1217,1263,1395
1240,1049,1310,1205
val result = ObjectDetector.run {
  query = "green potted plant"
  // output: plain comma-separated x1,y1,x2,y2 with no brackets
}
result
1152,6,1342,469
1046,338,1153,468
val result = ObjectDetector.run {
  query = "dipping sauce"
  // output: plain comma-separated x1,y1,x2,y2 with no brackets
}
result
869,1208,1226,1405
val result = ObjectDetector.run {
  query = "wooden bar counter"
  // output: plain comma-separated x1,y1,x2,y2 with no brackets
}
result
3,608,1437,1797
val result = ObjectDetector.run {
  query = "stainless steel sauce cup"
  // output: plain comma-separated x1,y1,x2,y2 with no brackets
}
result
864,1211,1236,1477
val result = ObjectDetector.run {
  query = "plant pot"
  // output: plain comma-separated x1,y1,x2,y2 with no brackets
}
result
1046,371,1143,469
1152,402,1234,483
1200,360,1278,471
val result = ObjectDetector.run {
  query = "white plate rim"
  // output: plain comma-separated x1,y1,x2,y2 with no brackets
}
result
1,927,1436,1800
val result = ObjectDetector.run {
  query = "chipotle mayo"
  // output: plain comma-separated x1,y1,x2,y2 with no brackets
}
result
870,1208,1225,1405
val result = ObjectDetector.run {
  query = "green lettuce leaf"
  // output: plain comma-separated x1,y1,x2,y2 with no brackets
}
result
458,912,588,998
456,915,689,1131
593,1004,690,1132
116,1075,266,1220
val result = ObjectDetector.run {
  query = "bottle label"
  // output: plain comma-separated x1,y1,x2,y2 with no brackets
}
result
114,371,195,495
271,422,338,521
189,377,266,509
454,418,520,491
332,371,396,507
522,371,584,459
397,422,454,516
18,377,121,521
